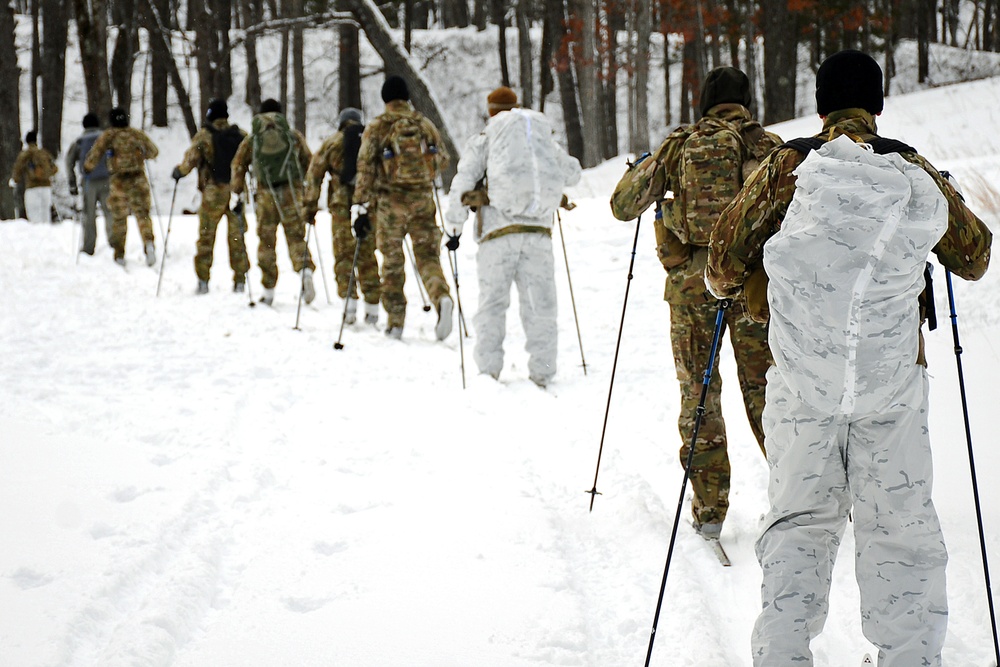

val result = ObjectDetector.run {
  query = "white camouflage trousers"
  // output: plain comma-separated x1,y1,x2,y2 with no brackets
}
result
473,233,557,383
752,364,948,667
24,186,52,224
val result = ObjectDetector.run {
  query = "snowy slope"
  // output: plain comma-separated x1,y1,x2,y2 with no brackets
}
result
3,76,1000,667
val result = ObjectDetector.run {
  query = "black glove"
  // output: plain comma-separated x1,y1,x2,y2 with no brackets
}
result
171,166,183,181
353,212,371,239
445,234,460,251
233,199,244,216
69,185,78,197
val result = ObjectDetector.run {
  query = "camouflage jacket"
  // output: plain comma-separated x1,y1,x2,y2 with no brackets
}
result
706,109,992,361
352,100,450,205
83,127,158,176
303,120,361,212
230,124,312,196
11,144,58,188
610,104,781,304
708,109,992,298
177,119,247,191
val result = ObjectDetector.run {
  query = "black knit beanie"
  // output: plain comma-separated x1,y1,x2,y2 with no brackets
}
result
82,112,100,129
25,130,37,144
206,98,229,121
109,107,129,128
381,76,410,103
259,98,282,114
699,67,752,117
816,50,884,116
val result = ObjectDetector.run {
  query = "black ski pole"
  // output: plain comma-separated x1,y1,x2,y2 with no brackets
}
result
449,245,467,389
644,298,730,667
334,234,364,350
234,198,256,308
556,208,587,375
945,268,999,666
404,234,433,312
155,179,179,297
587,214,642,511
293,220,313,331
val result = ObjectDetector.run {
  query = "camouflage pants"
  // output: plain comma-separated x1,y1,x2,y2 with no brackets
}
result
195,182,249,283
254,183,314,289
374,188,450,329
108,171,154,260
331,200,379,304
752,365,947,667
669,299,769,525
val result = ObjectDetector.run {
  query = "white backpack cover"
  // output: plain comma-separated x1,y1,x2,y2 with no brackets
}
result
485,108,568,220
763,135,948,416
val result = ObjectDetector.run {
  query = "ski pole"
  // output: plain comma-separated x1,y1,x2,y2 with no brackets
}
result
404,234,433,312
586,214,642,511
448,245,467,389
145,161,166,239
155,179,179,297
644,298,730,667
432,185,469,333
233,197,256,308
945,268,999,666
556,208,587,375
293,220,313,331
333,234,364,350
310,210,333,305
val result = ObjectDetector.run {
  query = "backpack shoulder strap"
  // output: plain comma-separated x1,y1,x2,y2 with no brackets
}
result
868,137,918,155
781,137,826,154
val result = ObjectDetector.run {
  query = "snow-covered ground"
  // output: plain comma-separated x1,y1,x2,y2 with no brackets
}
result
3,70,1000,665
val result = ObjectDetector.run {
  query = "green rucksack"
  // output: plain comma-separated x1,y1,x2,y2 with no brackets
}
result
251,112,300,187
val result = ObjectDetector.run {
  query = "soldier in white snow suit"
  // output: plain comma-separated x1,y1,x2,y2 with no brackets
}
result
445,86,581,387
707,50,993,667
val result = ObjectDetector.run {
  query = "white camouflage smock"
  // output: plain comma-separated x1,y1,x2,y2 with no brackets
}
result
447,108,581,384
754,136,949,666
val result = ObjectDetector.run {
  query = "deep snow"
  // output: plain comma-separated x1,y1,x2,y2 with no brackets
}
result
4,23,1000,667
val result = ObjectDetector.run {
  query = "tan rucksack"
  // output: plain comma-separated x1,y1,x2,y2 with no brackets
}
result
380,116,437,186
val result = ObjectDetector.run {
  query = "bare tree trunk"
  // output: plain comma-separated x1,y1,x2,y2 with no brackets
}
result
493,0,511,85
31,0,40,132
291,0,306,133
630,0,650,153
0,0,21,218
345,0,461,185
918,0,931,82
474,0,488,29
662,11,671,127
138,0,199,135
602,21,617,159
111,0,139,107
441,0,470,27
338,0,362,110
539,4,555,111
570,0,600,167
74,0,113,120
516,0,533,107
744,5,757,115
41,0,68,154
150,0,170,125
216,0,233,100
242,0,263,111
761,0,796,123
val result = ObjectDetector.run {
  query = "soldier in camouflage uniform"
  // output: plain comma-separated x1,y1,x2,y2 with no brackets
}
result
353,75,453,340
84,107,159,267
231,99,315,306
172,99,250,294
304,107,381,324
11,130,58,224
706,51,993,667
610,67,781,536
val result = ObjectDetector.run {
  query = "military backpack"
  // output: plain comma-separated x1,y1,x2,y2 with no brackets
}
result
208,124,244,185
380,116,437,186
251,112,300,187
27,150,55,182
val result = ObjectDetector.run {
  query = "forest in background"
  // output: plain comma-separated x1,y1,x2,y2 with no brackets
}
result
3,0,1000,219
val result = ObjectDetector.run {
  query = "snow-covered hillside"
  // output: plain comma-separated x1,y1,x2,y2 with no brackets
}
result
2,68,1000,665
